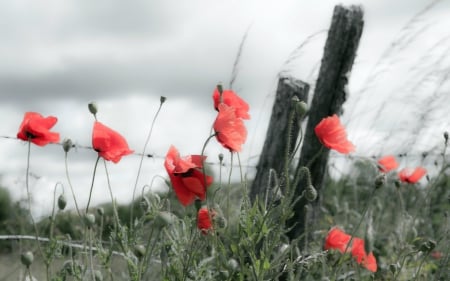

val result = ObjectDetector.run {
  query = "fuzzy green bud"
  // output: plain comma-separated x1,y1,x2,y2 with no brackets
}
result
84,213,96,228
154,211,176,228
305,185,317,202
218,153,224,163
88,102,98,115
227,258,239,271
292,96,308,119
444,131,449,145
375,173,386,189
134,244,146,260
97,207,104,217
20,251,34,267
419,239,436,253
57,194,67,210
160,96,167,104
94,270,103,281
62,138,73,153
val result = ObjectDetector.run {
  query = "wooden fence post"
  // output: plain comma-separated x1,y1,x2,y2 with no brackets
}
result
287,5,364,241
250,76,309,202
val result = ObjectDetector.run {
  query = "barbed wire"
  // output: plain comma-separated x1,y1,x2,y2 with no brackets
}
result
1,135,448,171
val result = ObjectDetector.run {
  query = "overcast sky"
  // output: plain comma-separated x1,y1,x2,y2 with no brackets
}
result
1,0,449,218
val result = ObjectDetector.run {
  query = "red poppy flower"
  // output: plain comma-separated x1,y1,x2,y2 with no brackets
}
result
197,207,215,235
314,114,355,154
430,251,442,259
213,103,247,152
398,167,427,183
324,227,352,253
17,112,60,146
351,237,377,272
213,88,250,120
377,155,399,173
164,145,213,206
92,121,133,163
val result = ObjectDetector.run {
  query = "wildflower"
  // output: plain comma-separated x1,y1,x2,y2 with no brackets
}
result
351,237,377,272
314,114,355,154
430,251,442,259
377,155,399,173
164,145,213,206
213,103,247,152
324,227,378,272
213,87,250,120
197,207,215,235
398,167,427,183
17,112,60,146
92,121,133,163
324,227,351,253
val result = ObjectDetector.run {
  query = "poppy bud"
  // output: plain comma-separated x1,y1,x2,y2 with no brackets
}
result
97,207,104,217
94,270,103,281
292,96,307,119
134,244,146,260
394,180,401,188
88,102,98,115
227,258,239,271
84,213,96,228
140,196,151,212
160,96,167,104
154,211,176,228
419,239,436,253
374,173,386,189
63,138,73,153
218,153,224,163
389,263,398,275
58,194,67,210
20,251,34,268
305,185,317,202
444,131,448,145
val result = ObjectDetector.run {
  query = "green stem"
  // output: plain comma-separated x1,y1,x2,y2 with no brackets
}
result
65,152,83,220
200,133,217,208
85,156,100,213
88,227,96,281
130,100,164,227
24,141,46,277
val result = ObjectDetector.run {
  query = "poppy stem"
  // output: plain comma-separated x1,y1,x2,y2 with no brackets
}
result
200,133,217,204
64,152,83,221
24,141,48,279
85,155,100,214
130,99,165,229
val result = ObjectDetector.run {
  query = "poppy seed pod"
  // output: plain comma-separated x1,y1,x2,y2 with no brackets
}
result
20,251,34,267
160,96,167,104
63,138,73,153
88,102,98,115
58,194,67,210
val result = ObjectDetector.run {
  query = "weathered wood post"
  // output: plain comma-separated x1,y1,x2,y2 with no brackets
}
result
287,5,364,241
250,76,309,202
